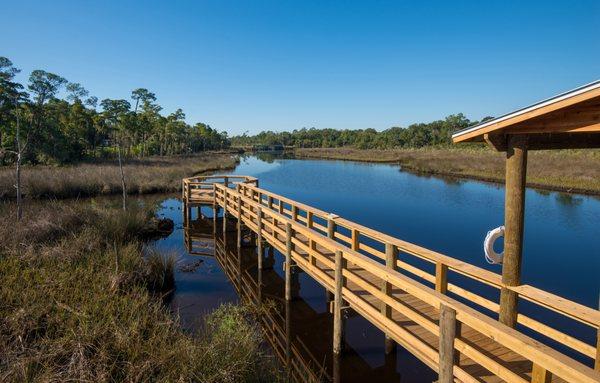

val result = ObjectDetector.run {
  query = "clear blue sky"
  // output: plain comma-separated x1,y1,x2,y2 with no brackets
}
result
3,0,599,135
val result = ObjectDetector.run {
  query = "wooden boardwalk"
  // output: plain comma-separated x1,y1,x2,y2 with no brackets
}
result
182,175,600,383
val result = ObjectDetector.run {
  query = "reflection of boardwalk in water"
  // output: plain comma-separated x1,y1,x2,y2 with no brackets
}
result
185,216,403,382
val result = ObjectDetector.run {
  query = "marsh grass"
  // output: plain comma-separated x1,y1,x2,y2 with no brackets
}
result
0,201,282,382
0,152,238,200
295,147,600,194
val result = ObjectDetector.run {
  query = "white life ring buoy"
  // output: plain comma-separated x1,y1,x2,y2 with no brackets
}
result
484,226,505,264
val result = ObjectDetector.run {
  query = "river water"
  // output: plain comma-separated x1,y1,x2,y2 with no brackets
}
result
153,154,599,382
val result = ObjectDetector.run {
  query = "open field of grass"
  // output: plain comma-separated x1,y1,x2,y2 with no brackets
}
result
0,200,281,382
0,152,238,200
295,147,600,195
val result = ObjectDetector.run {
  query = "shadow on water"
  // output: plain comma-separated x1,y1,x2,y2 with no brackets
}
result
157,201,436,382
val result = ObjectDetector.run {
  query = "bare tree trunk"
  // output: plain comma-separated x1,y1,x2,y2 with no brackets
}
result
117,142,127,211
15,111,23,221
16,152,22,221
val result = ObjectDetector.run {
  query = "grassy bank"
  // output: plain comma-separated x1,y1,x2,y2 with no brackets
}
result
295,147,600,195
0,152,238,200
0,201,280,382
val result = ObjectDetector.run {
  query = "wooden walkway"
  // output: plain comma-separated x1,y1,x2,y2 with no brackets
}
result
182,175,600,383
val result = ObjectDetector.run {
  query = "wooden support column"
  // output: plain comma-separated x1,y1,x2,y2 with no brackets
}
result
499,134,528,328
382,243,398,354
327,217,336,239
326,217,337,301
595,294,600,371
236,188,242,249
257,207,263,270
285,223,293,301
438,304,457,383
531,363,552,383
222,188,228,235
291,205,298,222
435,262,448,294
333,250,345,355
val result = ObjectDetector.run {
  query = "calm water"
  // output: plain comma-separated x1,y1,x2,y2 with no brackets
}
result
154,154,600,381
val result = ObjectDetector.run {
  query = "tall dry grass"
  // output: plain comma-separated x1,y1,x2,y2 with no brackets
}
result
0,201,281,382
0,152,238,200
295,147,600,194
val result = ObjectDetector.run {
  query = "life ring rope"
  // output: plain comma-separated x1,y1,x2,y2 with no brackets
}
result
484,226,504,265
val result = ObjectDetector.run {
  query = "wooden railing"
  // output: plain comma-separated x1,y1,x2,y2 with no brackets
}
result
235,182,600,368
184,176,600,382
182,175,258,204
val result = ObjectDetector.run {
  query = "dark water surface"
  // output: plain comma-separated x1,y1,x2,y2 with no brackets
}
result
154,155,599,382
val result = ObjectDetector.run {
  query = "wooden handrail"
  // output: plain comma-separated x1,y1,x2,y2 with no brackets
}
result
211,183,600,383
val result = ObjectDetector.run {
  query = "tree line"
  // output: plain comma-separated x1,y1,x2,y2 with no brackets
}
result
231,114,492,149
0,56,229,165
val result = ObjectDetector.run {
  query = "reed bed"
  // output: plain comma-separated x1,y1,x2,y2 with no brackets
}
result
0,152,238,200
295,147,600,194
0,201,281,382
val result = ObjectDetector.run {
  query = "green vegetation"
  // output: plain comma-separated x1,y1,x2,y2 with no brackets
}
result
295,147,600,194
0,201,281,382
0,152,237,200
0,57,230,166
232,114,488,149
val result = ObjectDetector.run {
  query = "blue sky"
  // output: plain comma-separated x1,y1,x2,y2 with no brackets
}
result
3,0,599,135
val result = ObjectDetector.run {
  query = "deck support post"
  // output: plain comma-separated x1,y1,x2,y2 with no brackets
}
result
222,188,228,235
438,304,457,383
285,223,293,301
327,217,336,239
236,189,242,249
333,250,345,355
257,207,263,270
382,243,398,354
595,294,600,371
531,363,552,383
435,262,448,294
499,134,528,328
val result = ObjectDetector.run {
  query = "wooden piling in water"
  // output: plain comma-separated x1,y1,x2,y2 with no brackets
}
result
285,222,293,301
257,206,263,270
333,249,345,355
382,243,398,354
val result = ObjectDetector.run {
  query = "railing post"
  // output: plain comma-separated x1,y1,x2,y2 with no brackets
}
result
351,229,359,251
285,222,293,301
382,243,398,354
326,217,337,305
291,205,298,222
224,176,229,189
307,211,315,266
257,206,263,270
268,196,273,210
327,217,336,239
531,364,552,383
596,295,600,371
279,199,284,215
435,262,448,294
333,250,345,355
222,187,228,235
438,304,457,383
236,185,242,248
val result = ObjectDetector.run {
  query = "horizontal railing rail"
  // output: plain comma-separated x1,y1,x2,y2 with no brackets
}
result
235,183,600,364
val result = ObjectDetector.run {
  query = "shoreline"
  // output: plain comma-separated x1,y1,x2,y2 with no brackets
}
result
294,147,600,197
